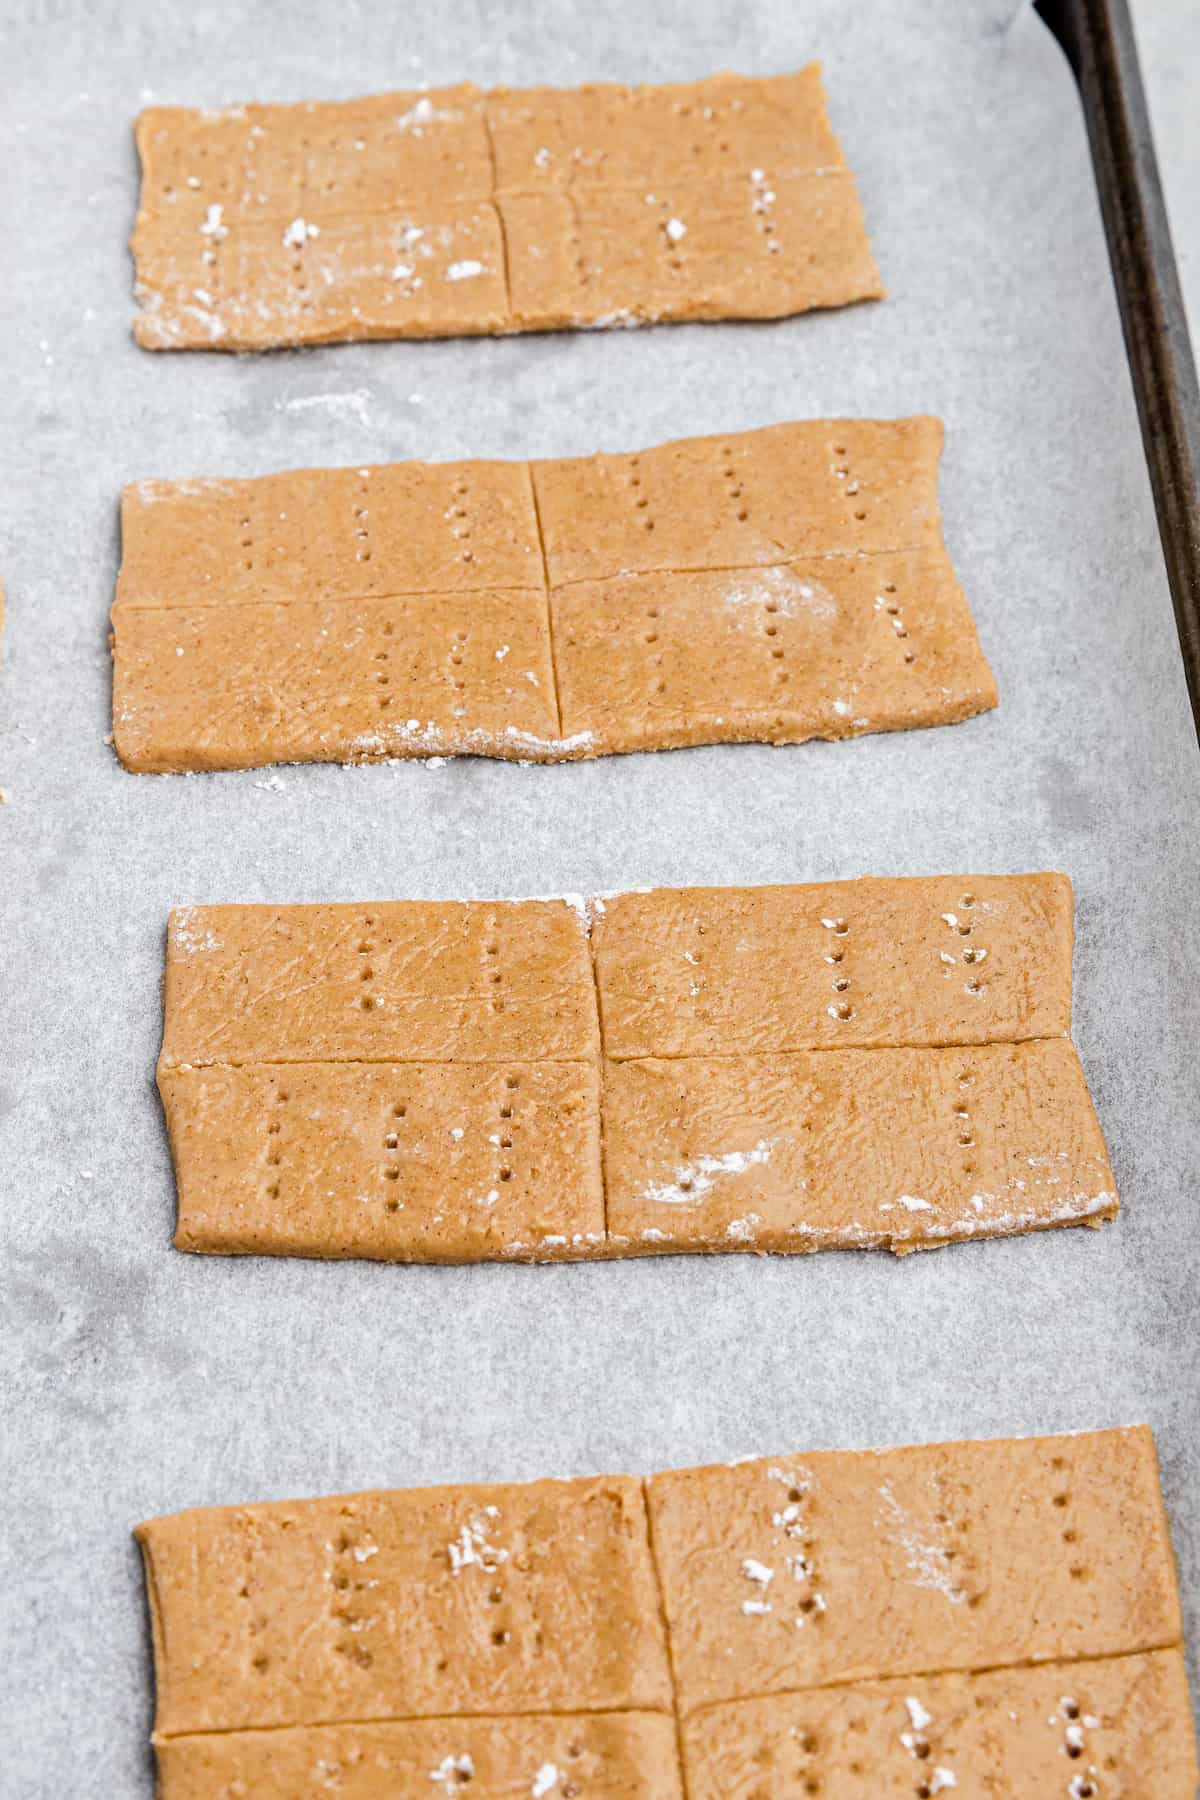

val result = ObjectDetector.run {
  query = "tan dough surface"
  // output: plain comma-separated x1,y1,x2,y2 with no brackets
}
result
551,552,993,754
155,875,1116,1262
136,1475,672,1737
592,871,1073,1056
130,69,881,350
533,416,946,580
159,899,599,1067
604,1040,1115,1254
683,1651,1198,1798
156,1712,684,1800
164,1060,604,1261
110,419,997,775
135,1430,1195,1794
645,1429,1183,1711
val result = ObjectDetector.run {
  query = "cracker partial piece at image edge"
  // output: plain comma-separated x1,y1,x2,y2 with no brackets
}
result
131,1428,1198,1796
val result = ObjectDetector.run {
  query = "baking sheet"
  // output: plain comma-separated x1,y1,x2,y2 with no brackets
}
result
1137,0,1200,343
2,1,1199,1792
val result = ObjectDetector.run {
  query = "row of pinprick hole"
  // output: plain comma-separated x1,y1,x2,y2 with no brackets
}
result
376,1075,523,1201
650,197,687,273
626,454,654,532
822,914,852,1020
751,171,782,256
947,903,982,1177
331,1516,375,1669
485,926,505,1014
881,582,917,666
1051,1452,1092,1588
375,617,403,708
954,1067,976,1179
720,445,750,524
943,895,988,996
354,470,372,565
624,455,668,701
448,626,469,701
643,588,669,698
449,472,475,564
264,1084,286,1201
237,1524,270,1675
831,442,868,523
722,443,791,693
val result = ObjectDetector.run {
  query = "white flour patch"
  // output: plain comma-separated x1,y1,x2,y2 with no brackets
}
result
447,260,484,281
282,217,320,247
171,907,222,956
447,1513,506,1575
878,1484,964,1603
722,566,837,623
643,1139,776,1207
905,1697,932,1732
348,721,595,760
430,1754,474,1786
135,476,233,504
397,95,459,130
278,389,371,427
580,309,647,330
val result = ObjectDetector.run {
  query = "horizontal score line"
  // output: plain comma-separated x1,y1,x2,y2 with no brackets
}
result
152,1639,1184,1742
158,1036,1068,1072
113,546,935,614
136,168,855,239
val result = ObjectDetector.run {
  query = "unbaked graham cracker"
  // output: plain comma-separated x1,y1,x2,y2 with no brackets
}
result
111,418,997,773
156,872,1117,1262
135,1427,1198,1796
130,69,881,350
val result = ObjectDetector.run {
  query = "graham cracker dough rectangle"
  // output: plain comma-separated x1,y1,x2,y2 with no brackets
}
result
131,69,881,350
682,1651,1198,1798
603,1040,1116,1255
532,417,948,582
500,173,877,333
159,899,599,1067
155,876,1115,1262
111,420,997,775
136,1475,672,1737
133,204,511,350
158,897,603,1261
592,872,1074,1057
135,1429,1195,1792
485,68,846,193
117,460,545,604
156,1713,685,1800
163,1060,605,1261
550,551,995,754
112,589,559,774
645,1428,1183,1713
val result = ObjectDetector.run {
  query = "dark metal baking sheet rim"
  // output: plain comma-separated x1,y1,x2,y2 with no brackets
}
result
1037,0,1200,745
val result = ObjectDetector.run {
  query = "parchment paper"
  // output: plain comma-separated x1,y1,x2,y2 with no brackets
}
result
2,2,1199,1792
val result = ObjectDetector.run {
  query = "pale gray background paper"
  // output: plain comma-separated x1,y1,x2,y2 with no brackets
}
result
2,0,1199,1793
